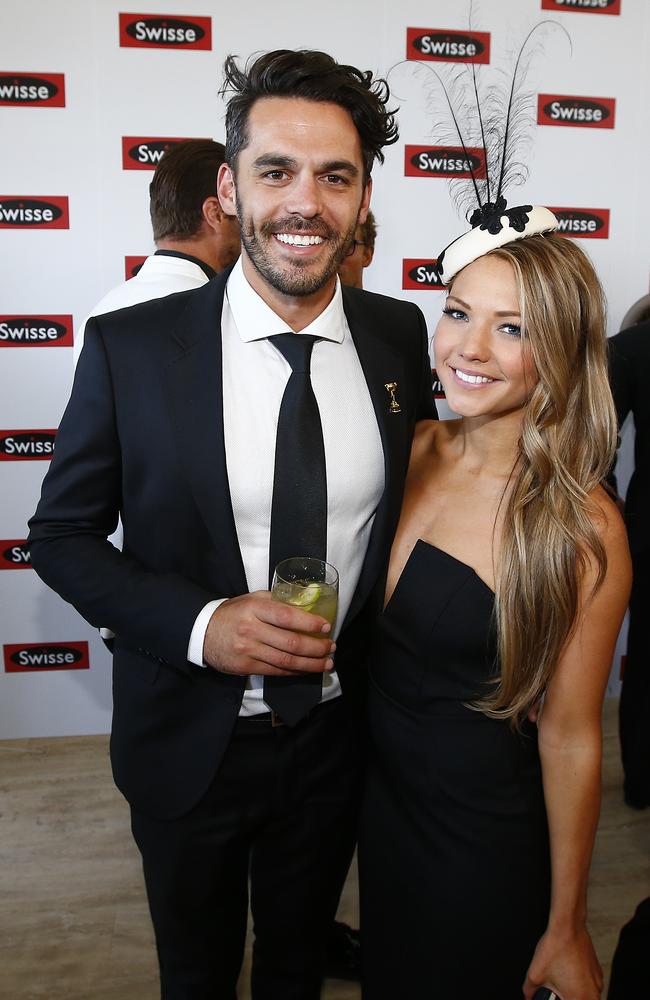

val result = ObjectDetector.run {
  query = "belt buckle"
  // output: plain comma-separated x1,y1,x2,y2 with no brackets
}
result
271,711,285,728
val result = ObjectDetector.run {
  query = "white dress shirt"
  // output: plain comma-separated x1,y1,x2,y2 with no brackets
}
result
189,258,385,715
74,253,211,365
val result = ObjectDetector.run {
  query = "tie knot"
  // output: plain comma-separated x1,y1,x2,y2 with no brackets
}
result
270,333,318,374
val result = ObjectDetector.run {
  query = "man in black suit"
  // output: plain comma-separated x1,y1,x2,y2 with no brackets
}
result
609,317,650,809
28,49,435,999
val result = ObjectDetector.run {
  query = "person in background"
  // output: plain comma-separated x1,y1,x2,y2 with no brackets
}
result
73,139,240,363
608,312,650,811
337,209,376,289
325,207,379,983
606,309,650,1000
28,49,435,999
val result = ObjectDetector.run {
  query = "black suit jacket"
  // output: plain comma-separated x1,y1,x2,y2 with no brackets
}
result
28,271,436,819
609,321,650,555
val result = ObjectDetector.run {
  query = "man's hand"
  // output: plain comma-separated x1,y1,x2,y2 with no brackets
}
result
203,591,336,676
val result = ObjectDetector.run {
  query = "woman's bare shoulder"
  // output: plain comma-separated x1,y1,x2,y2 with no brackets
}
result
411,418,459,463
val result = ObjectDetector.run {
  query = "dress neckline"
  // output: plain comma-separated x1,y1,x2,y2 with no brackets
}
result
414,539,496,596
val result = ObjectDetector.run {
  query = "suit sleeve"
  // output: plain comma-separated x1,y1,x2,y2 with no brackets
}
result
607,333,633,496
608,333,633,428
28,320,214,674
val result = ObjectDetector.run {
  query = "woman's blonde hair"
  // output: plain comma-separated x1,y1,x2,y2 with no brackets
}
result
464,233,617,723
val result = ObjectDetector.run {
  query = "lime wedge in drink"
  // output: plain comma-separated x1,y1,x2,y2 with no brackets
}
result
288,583,321,611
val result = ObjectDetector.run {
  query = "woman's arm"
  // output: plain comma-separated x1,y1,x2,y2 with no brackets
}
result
524,494,632,1000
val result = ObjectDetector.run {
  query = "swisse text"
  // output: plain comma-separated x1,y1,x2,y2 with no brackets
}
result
0,431,56,459
4,642,90,672
121,137,201,171
402,259,445,290
538,95,615,129
431,370,446,399
541,0,620,11
550,208,610,239
0,316,72,346
405,146,486,179
0,197,69,228
120,14,212,49
0,541,31,569
16,648,80,666
0,73,65,106
407,28,490,63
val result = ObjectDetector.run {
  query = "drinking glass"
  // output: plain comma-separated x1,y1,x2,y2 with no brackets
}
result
271,557,339,635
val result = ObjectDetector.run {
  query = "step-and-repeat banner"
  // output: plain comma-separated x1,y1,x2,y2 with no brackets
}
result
2,0,647,737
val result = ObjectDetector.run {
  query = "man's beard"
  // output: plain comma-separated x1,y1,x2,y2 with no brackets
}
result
236,208,357,297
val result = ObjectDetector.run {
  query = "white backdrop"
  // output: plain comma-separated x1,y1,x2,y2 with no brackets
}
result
1,0,647,738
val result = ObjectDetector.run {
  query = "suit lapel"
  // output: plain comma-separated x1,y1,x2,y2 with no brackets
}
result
342,288,410,628
163,270,248,598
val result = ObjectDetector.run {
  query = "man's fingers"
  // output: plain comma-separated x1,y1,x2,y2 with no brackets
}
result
256,594,333,635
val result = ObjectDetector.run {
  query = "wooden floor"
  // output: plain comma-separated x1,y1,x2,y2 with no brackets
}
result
1,699,648,999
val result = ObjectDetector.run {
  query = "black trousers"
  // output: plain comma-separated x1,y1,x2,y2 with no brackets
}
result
130,696,362,1000
619,548,650,807
608,896,650,999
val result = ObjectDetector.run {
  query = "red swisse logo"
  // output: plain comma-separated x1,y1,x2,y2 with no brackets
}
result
431,369,446,400
0,430,56,460
405,145,486,179
0,315,73,347
538,95,615,128
541,0,621,13
550,207,610,239
0,197,69,229
4,641,90,673
0,541,31,570
403,259,445,290
0,72,66,106
119,13,212,49
125,255,147,279
407,28,490,63
122,136,204,170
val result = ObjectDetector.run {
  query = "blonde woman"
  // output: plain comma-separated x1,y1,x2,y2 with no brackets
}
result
360,233,631,1000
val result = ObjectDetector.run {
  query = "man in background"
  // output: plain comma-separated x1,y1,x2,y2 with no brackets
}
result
74,139,240,362
337,209,376,289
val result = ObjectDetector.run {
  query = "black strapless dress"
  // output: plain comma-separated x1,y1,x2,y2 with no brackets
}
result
359,541,551,1000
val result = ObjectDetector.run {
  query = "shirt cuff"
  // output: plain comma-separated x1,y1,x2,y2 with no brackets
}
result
188,599,228,667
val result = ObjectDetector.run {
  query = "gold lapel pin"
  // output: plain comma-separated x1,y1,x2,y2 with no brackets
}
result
384,382,401,414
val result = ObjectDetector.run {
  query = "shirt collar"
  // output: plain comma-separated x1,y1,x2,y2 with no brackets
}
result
226,257,346,344
154,249,216,280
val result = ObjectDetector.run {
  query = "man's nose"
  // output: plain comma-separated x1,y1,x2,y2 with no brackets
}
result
285,173,322,218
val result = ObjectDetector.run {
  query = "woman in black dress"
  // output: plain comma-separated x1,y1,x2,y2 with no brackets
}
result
360,231,631,1000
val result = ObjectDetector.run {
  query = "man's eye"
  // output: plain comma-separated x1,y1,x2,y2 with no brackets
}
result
264,170,287,181
324,174,346,185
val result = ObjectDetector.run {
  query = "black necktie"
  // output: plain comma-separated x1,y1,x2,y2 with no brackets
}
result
265,334,327,726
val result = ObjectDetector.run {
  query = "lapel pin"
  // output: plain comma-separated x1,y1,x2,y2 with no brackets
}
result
384,382,401,414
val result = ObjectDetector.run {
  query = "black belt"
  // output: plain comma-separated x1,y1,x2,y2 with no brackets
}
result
236,695,342,730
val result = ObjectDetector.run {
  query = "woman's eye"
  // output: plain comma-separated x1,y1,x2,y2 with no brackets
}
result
442,306,467,321
501,323,522,338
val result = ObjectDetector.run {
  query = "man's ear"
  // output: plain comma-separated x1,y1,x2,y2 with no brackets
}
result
217,162,237,216
357,177,372,226
362,245,374,270
202,196,224,231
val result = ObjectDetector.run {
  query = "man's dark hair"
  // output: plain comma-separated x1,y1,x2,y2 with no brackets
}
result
221,50,399,179
149,139,226,242
358,210,377,250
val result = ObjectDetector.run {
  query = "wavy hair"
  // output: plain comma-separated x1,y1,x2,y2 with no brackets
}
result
220,49,398,180
462,234,617,723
